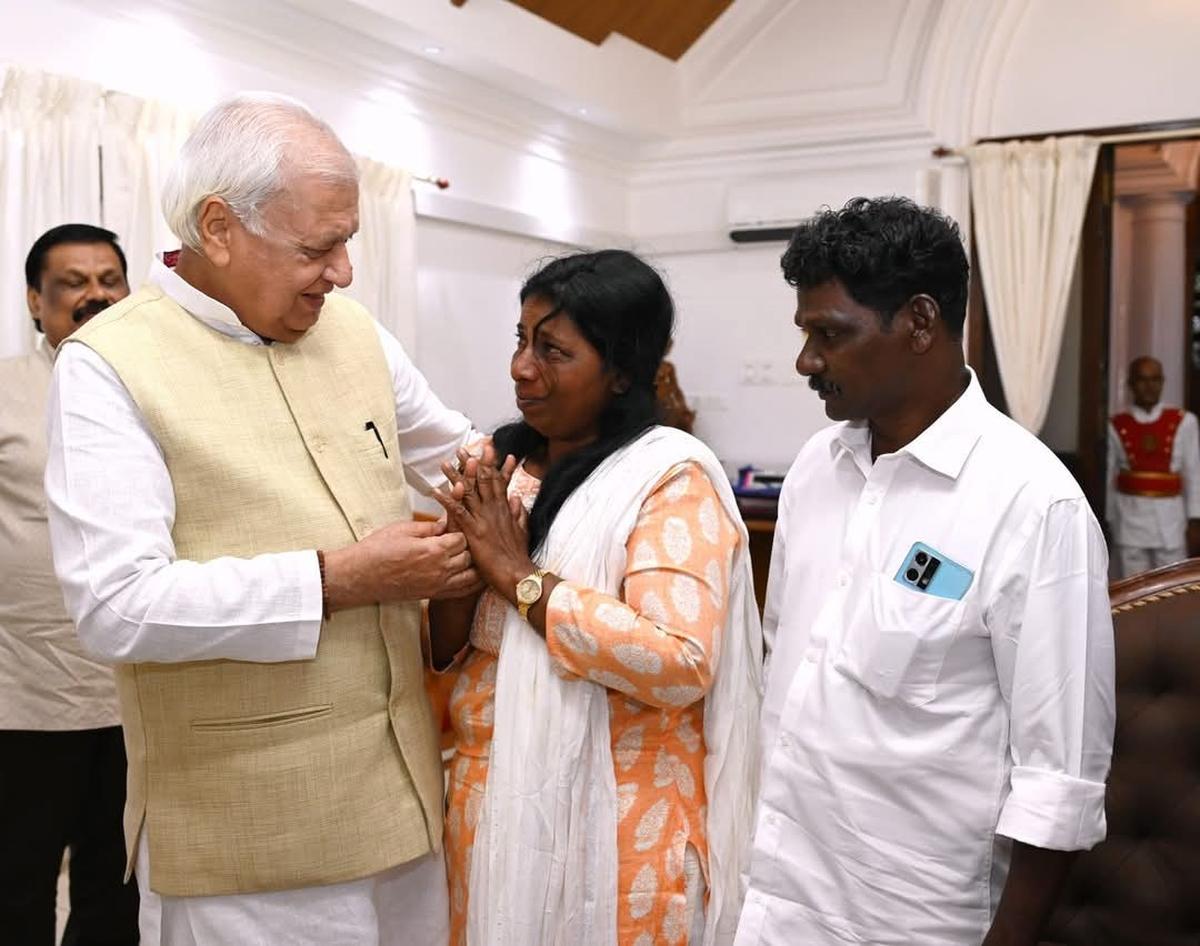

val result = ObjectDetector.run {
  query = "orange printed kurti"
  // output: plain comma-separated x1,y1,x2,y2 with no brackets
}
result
444,460,739,946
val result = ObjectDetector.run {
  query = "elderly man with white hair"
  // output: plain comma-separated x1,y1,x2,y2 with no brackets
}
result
44,93,475,945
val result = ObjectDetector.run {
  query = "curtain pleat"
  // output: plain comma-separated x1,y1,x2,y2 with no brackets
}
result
0,67,103,357
347,157,418,355
967,136,1099,433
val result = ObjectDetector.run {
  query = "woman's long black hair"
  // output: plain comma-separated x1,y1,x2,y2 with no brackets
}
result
493,249,674,555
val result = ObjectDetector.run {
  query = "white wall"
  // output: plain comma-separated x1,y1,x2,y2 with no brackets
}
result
630,155,932,244
632,156,931,467
983,0,1200,137
650,244,826,472
415,218,573,432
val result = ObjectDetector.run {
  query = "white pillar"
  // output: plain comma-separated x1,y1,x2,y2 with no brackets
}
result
1125,192,1193,407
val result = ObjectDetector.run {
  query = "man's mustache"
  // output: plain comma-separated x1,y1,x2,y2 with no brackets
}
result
72,298,112,323
809,376,840,395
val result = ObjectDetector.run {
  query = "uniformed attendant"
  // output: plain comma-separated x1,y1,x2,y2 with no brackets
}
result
1106,355,1200,577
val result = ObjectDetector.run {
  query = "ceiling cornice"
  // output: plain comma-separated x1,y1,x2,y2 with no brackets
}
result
680,0,940,129
677,0,795,97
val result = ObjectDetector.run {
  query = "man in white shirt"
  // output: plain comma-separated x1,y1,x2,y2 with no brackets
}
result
45,94,478,945
734,197,1115,946
1,224,138,945
1106,356,1200,577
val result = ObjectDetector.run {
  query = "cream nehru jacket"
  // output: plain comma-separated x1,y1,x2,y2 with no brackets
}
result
68,285,443,896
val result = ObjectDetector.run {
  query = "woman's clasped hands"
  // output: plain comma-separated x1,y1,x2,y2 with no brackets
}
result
434,442,535,609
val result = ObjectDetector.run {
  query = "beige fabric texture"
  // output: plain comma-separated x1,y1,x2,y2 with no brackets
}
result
68,286,444,896
0,339,121,730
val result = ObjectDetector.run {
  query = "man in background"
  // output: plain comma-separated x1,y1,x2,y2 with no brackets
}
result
1,224,138,944
1107,355,1200,577
735,197,1114,946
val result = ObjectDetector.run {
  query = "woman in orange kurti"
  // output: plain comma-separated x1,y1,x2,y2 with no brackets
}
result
429,250,761,946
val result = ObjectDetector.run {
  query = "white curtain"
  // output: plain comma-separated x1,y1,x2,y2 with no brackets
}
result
348,157,418,355
0,67,103,358
101,92,195,286
966,136,1099,433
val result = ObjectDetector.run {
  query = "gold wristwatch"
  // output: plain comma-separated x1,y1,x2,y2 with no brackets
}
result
516,568,548,620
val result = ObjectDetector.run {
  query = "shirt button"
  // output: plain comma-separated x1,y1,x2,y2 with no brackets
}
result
864,491,879,505
310,436,326,453
837,572,849,588
805,648,820,663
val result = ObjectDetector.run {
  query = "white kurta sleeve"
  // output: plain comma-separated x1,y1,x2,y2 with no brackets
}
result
373,322,476,496
991,497,1115,851
1176,411,1200,520
44,343,324,664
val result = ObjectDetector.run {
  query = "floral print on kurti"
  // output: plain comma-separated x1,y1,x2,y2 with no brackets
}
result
443,460,739,946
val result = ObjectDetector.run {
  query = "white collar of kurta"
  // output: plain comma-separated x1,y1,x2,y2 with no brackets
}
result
1128,403,1167,423
149,256,269,346
35,333,56,366
831,367,986,480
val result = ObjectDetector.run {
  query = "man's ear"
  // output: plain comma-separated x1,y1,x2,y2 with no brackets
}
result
196,197,236,267
611,372,632,396
908,295,940,355
27,286,43,333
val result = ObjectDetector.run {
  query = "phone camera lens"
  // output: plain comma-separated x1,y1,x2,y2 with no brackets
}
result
915,552,928,566
905,568,920,582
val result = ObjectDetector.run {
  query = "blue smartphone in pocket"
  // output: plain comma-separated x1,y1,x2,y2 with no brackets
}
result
894,541,973,601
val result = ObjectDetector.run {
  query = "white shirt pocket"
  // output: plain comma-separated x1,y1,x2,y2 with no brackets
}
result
833,571,967,706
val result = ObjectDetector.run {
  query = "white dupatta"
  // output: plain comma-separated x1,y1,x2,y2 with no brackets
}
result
468,426,763,946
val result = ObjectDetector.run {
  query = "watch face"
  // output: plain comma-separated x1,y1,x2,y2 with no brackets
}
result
516,576,541,603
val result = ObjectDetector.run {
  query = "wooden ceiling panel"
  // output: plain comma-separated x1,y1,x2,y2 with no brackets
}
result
496,0,732,61
616,0,733,61
512,0,626,45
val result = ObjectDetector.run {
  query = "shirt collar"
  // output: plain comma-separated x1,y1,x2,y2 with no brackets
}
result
149,255,267,346
830,419,871,471
1129,402,1164,423
830,368,986,480
35,333,56,366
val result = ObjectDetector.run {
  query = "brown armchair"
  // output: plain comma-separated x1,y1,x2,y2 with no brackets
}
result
1041,559,1200,945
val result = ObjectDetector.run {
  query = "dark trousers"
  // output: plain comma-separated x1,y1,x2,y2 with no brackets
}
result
0,727,139,945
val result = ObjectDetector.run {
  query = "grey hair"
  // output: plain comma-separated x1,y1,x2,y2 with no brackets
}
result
162,92,358,251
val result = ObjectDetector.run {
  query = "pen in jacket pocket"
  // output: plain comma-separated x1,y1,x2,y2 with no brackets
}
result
364,421,389,459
